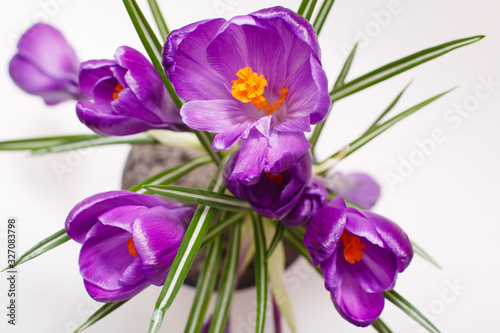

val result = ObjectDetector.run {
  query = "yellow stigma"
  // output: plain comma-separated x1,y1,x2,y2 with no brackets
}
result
340,230,366,264
127,237,138,258
231,67,288,115
112,83,124,100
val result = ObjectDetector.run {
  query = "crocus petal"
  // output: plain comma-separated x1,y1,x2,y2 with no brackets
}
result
361,210,414,272
281,179,328,227
65,191,168,243
344,208,384,248
163,18,230,101
338,241,398,293
133,206,187,286
78,59,115,97
323,172,381,209
119,255,145,287
84,279,148,303
332,271,385,327
97,205,149,233
305,196,347,267
266,130,311,175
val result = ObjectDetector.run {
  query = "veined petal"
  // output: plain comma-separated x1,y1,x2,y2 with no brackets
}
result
212,119,254,152
119,255,145,287
361,211,414,272
97,205,149,233
345,208,384,248
305,196,347,266
79,59,115,97
266,131,311,174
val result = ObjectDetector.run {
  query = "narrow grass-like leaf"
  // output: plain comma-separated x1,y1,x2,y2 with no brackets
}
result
363,81,412,135
310,43,357,152
208,223,241,333
316,89,452,173
149,161,226,333
313,0,336,34
193,131,222,166
304,0,318,21
297,0,312,16
145,185,251,211
330,36,483,102
74,301,128,333
185,235,223,333
129,155,212,194
32,133,155,155
265,222,285,261
2,228,69,272
202,211,246,247
147,0,169,40
0,134,100,151
372,318,392,333
384,290,441,333
412,241,441,269
283,229,322,276
252,212,268,333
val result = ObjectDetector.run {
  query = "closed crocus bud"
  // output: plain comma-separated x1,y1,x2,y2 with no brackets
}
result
9,23,82,105
320,171,381,209
281,179,328,227
304,196,413,326
65,191,193,302
224,149,312,220
76,46,186,136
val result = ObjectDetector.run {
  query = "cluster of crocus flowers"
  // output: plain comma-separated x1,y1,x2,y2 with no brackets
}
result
8,5,416,330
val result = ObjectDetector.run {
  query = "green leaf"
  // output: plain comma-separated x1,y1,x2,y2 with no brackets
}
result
128,155,212,194
372,318,392,333
304,0,318,21
264,222,297,333
32,133,155,155
313,0,336,34
251,212,268,333
185,235,223,333
384,290,441,333
0,134,100,151
330,36,483,102
265,222,285,260
310,43,357,152
315,89,452,174
283,228,322,276
208,223,241,333
74,301,128,333
147,0,169,40
202,211,246,247
149,161,227,333
297,0,313,16
412,241,441,269
145,185,251,211
363,81,412,135
2,228,70,272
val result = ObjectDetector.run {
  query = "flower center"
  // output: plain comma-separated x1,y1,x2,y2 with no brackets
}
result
264,172,284,185
112,83,124,100
127,237,138,258
340,230,366,264
231,67,288,115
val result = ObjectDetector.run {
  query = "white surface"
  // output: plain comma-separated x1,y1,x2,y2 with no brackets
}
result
0,0,499,332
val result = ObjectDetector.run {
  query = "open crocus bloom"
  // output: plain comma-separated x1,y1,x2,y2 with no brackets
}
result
224,149,312,220
65,191,193,302
77,46,186,136
163,6,330,183
304,196,413,326
9,23,82,105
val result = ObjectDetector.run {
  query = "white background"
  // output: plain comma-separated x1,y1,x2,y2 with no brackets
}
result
0,0,499,332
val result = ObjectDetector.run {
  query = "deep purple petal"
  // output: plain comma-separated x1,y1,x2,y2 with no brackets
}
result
304,196,347,267
266,130,311,174
97,205,149,233
133,206,187,286
361,211,414,272
281,179,328,227
78,59,115,97
65,191,169,243
344,208,384,248
119,255,145,287
84,279,148,303
331,271,385,327
163,18,230,101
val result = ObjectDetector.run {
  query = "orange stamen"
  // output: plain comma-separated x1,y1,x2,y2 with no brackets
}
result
264,172,284,185
127,237,138,258
112,83,124,100
340,230,366,264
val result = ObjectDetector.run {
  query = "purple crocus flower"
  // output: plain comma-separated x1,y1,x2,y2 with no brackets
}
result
281,178,328,227
65,191,193,302
224,149,312,220
163,6,330,182
76,46,186,136
9,23,82,105
304,196,413,326
320,171,381,209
